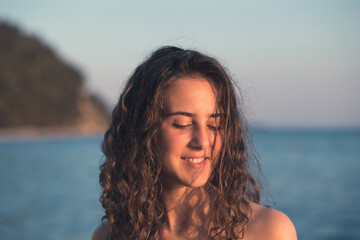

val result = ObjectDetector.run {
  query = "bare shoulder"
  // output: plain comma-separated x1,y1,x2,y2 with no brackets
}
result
245,202,297,240
92,221,110,240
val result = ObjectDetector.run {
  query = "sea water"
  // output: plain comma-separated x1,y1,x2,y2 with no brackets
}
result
253,128,360,240
0,129,359,240
0,137,104,240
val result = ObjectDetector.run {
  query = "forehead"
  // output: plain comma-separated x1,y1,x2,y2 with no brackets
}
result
163,76,218,114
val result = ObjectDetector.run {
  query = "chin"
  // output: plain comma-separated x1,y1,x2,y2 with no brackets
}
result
183,172,211,189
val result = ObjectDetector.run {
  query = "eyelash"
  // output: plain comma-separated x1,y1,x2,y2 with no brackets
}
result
173,123,191,129
173,123,220,131
207,125,220,131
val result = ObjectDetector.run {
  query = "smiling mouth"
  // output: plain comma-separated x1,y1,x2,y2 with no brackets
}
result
181,157,208,163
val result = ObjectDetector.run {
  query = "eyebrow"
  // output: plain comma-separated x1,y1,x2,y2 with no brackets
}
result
166,112,221,118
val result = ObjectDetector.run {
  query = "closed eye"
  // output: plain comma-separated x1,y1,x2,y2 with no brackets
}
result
173,123,192,129
207,125,221,131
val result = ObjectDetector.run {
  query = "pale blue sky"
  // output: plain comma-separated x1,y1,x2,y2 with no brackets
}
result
1,0,359,127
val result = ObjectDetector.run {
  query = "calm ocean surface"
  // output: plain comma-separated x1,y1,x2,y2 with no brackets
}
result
0,128,359,240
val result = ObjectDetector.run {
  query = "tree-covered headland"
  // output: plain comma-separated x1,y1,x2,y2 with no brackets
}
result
0,21,109,131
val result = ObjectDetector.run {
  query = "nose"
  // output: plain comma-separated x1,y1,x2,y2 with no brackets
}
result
188,124,212,150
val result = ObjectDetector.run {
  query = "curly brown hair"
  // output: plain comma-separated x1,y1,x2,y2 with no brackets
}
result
99,46,260,239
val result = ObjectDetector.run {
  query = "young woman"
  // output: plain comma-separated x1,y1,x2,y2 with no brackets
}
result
92,46,297,240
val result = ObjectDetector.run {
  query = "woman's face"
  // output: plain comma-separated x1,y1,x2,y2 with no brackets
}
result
158,76,223,190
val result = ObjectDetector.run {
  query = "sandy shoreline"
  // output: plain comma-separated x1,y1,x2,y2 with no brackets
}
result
0,126,107,142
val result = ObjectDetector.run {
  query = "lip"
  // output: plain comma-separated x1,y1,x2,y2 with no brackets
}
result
181,156,209,168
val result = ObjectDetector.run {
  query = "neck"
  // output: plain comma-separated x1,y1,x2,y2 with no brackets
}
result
161,186,209,236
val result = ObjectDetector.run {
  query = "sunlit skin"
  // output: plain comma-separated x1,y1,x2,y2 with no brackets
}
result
158,76,222,239
158,76,222,192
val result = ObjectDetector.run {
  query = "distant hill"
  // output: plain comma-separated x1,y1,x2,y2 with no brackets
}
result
0,21,109,133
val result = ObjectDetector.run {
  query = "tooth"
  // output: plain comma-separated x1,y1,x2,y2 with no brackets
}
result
184,157,205,163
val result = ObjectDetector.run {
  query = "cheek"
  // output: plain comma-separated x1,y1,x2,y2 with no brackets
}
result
213,131,224,155
159,129,187,155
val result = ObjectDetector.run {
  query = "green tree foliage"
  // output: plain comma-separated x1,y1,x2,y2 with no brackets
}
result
0,21,107,127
